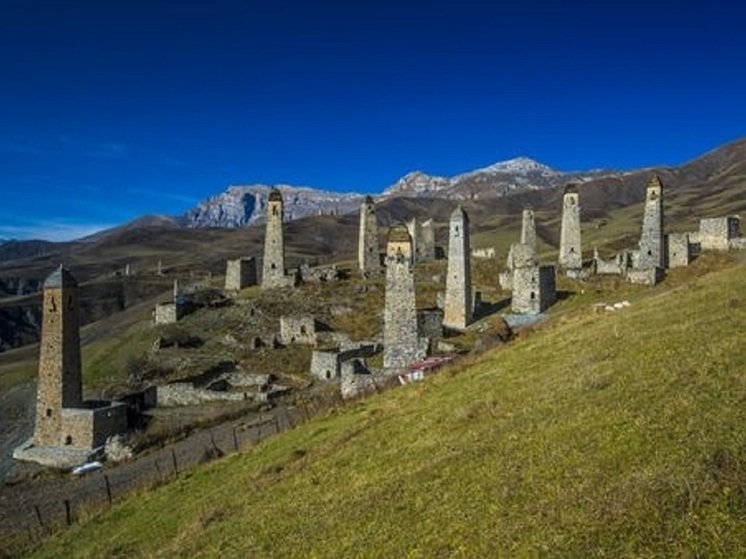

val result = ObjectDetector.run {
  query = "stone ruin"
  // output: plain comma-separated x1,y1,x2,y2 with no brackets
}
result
157,372,289,406
310,342,379,381
299,263,341,283
14,267,128,468
472,247,496,259
279,315,317,345
693,216,745,251
154,280,189,325
225,256,258,291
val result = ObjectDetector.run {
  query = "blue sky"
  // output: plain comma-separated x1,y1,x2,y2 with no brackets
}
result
1,0,745,241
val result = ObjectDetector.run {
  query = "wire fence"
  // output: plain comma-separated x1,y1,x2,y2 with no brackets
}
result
0,392,343,557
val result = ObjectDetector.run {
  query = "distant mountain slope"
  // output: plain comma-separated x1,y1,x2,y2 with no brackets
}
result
184,184,364,228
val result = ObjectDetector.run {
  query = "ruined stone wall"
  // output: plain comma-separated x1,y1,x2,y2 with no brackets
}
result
358,196,380,275
299,264,340,283
383,247,427,371
472,247,495,259
154,302,182,325
417,309,444,350
59,402,128,449
666,233,691,268
279,315,317,345
225,257,258,291
638,176,665,269
594,251,629,276
627,267,663,286
310,350,340,380
559,189,582,271
443,206,472,330
699,216,741,250
34,270,83,446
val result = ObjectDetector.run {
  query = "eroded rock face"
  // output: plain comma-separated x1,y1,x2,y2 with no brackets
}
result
184,185,363,229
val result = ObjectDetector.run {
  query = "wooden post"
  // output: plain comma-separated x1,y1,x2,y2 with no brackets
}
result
33,505,43,529
104,474,113,506
171,449,179,476
63,499,72,526
232,426,239,452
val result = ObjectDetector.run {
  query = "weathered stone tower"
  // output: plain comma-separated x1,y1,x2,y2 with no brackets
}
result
358,195,379,275
638,175,665,270
443,206,472,331
262,188,286,288
559,184,582,272
383,225,426,371
520,206,537,251
406,218,435,263
34,266,83,446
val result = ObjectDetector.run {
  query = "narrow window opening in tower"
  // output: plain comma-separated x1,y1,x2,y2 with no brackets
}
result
49,297,57,312
300,325,307,335
530,291,536,300
272,207,278,216
271,263,276,270
64,435,72,446
570,247,575,253
647,250,652,256
46,408,52,417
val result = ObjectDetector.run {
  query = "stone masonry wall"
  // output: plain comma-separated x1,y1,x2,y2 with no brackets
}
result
225,257,258,291
666,233,691,268
358,196,380,275
637,176,664,269
699,216,741,250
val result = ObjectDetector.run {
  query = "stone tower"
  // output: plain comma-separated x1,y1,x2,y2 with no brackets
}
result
358,195,379,275
520,206,537,252
559,184,582,272
262,188,286,288
383,225,426,370
638,175,664,270
34,266,83,446
443,206,472,331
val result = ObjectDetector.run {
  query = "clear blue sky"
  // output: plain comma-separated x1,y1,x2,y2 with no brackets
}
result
1,0,744,240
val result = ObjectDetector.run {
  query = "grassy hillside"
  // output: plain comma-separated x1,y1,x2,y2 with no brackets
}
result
24,255,746,558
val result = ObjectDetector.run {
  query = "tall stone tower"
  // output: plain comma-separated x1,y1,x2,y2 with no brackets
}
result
638,175,665,270
443,206,472,331
34,266,83,446
520,206,537,251
383,225,425,370
358,195,379,275
262,188,286,288
559,184,582,272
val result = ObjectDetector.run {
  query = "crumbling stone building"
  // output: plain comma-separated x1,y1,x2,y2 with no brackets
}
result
443,206,472,331
511,264,556,315
279,315,317,345
225,257,258,291
358,195,379,275
697,216,742,250
559,184,582,274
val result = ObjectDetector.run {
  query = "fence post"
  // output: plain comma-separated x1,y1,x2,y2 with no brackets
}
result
171,449,179,477
232,426,239,452
63,499,72,526
33,505,43,529
104,474,113,506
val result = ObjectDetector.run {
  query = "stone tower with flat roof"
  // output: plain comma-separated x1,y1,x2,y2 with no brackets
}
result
443,206,472,331
262,188,286,288
358,195,379,275
559,184,582,272
34,266,83,446
383,225,426,370
638,175,664,270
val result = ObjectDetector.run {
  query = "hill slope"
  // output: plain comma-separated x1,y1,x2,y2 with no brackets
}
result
26,257,746,558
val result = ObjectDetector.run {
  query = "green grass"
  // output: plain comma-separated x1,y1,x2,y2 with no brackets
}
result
22,256,746,558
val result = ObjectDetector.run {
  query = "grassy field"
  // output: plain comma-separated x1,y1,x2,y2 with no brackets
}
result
22,254,746,558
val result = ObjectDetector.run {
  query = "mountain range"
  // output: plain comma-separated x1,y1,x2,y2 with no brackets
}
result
180,157,618,229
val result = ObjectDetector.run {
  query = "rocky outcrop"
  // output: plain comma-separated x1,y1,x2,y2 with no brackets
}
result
183,185,364,228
